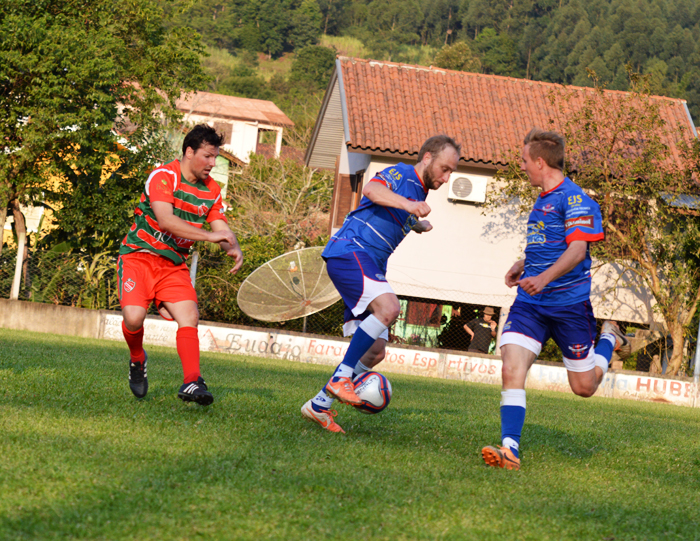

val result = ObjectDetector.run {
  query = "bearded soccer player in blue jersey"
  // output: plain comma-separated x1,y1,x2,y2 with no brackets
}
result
481,129,630,470
301,135,461,433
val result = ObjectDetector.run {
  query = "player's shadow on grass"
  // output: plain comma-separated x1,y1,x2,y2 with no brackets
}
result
526,423,606,459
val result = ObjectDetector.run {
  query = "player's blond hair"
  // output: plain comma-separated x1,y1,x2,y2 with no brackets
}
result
523,128,565,171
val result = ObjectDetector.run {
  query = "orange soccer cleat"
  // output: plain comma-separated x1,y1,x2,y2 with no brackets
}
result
481,445,521,471
325,376,363,405
301,400,345,433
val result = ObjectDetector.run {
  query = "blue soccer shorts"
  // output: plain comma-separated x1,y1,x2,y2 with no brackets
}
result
325,251,393,340
499,298,597,372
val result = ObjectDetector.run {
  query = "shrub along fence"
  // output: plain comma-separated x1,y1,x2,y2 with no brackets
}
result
0,242,691,374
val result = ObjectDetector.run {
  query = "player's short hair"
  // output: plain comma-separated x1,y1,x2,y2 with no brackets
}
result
523,128,565,170
182,124,224,155
417,135,461,163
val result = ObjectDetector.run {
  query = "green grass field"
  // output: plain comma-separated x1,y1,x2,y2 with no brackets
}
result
1,328,699,540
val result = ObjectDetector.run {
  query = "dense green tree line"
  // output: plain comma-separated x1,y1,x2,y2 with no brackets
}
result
169,0,700,120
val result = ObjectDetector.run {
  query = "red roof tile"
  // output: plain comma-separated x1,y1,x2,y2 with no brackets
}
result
176,91,294,127
339,57,696,167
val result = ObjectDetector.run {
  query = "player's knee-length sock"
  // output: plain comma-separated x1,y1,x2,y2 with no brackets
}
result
331,315,387,379
177,326,201,384
593,334,616,374
501,389,526,458
122,322,146,363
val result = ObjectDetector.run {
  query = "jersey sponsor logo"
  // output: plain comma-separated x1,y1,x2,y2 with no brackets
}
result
565,215,593,230
568,343,589,359
123,278,136,293
541,203,555,215
567,195,582,206
527,220,547,244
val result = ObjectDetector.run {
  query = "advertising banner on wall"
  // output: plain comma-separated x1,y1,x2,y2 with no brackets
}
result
101,314,698,408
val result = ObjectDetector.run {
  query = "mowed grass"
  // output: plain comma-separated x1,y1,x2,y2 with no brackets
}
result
1,329,699,540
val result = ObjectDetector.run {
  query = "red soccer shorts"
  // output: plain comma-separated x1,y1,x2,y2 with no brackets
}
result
117,252,197,313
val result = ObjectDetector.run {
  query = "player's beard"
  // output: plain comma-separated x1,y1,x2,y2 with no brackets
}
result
422,158,440,190
194,167,212,182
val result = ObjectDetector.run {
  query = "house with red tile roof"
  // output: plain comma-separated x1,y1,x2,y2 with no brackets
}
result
306,57,697,333
177,91,294,165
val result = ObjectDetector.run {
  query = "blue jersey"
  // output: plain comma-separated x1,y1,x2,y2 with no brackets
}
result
517,177,604,306
322,163,427,273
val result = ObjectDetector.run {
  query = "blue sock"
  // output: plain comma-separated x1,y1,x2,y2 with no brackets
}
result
595,334,615,362
337,315,386,374
501,389,526,458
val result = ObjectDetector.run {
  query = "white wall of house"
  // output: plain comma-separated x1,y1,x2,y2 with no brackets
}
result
339,145,371,176
358,155,658,326
182,113,262,164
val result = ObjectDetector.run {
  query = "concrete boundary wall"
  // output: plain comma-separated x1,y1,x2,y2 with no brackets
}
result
2,299,698,408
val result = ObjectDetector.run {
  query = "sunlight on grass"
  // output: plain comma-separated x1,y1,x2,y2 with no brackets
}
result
320,35,368,58
0,329,699,540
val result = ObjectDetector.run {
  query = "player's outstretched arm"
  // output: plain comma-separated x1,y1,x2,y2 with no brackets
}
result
518,240,587,296
362,182,431,217
210,219,243,274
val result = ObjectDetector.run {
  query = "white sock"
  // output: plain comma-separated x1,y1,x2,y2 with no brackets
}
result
353,360,371,378
503,437,519,452
359,314,388,339
332,363,354,379
311,389,335,409
594,354,609,374
500,388,526,407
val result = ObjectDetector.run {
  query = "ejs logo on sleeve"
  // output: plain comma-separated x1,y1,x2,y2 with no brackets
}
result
565,215,593,229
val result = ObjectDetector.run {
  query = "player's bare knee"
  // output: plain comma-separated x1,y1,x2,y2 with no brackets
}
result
501,365,524,388
122,307,146,331
572,384,596,398
379,302,400,326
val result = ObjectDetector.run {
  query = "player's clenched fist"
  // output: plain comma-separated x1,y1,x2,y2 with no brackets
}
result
505,260,525,288
406,200,431,217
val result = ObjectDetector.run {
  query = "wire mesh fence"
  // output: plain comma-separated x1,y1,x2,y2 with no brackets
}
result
0,245,692,374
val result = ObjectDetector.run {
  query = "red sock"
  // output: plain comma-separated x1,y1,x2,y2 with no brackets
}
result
177,326,201,384
122,322,146,363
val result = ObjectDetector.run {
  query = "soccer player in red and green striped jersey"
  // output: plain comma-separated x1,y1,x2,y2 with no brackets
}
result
117,124,243,405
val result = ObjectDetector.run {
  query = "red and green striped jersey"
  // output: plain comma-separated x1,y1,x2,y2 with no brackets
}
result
119,159,227,265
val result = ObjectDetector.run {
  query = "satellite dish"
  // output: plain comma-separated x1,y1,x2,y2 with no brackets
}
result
237,246,341,322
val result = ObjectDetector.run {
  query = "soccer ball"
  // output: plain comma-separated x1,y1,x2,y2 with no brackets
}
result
352,371,392,414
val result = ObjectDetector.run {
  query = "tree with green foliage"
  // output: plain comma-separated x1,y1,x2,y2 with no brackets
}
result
433,41,481,72
490,74,700,376
289,0,323,50
227,153,333,249
474,28,522,77
289,45,337,92
0,0,207,256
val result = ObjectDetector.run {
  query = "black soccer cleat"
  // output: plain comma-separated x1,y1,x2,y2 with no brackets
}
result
178,377,214,406
129,351,148,399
